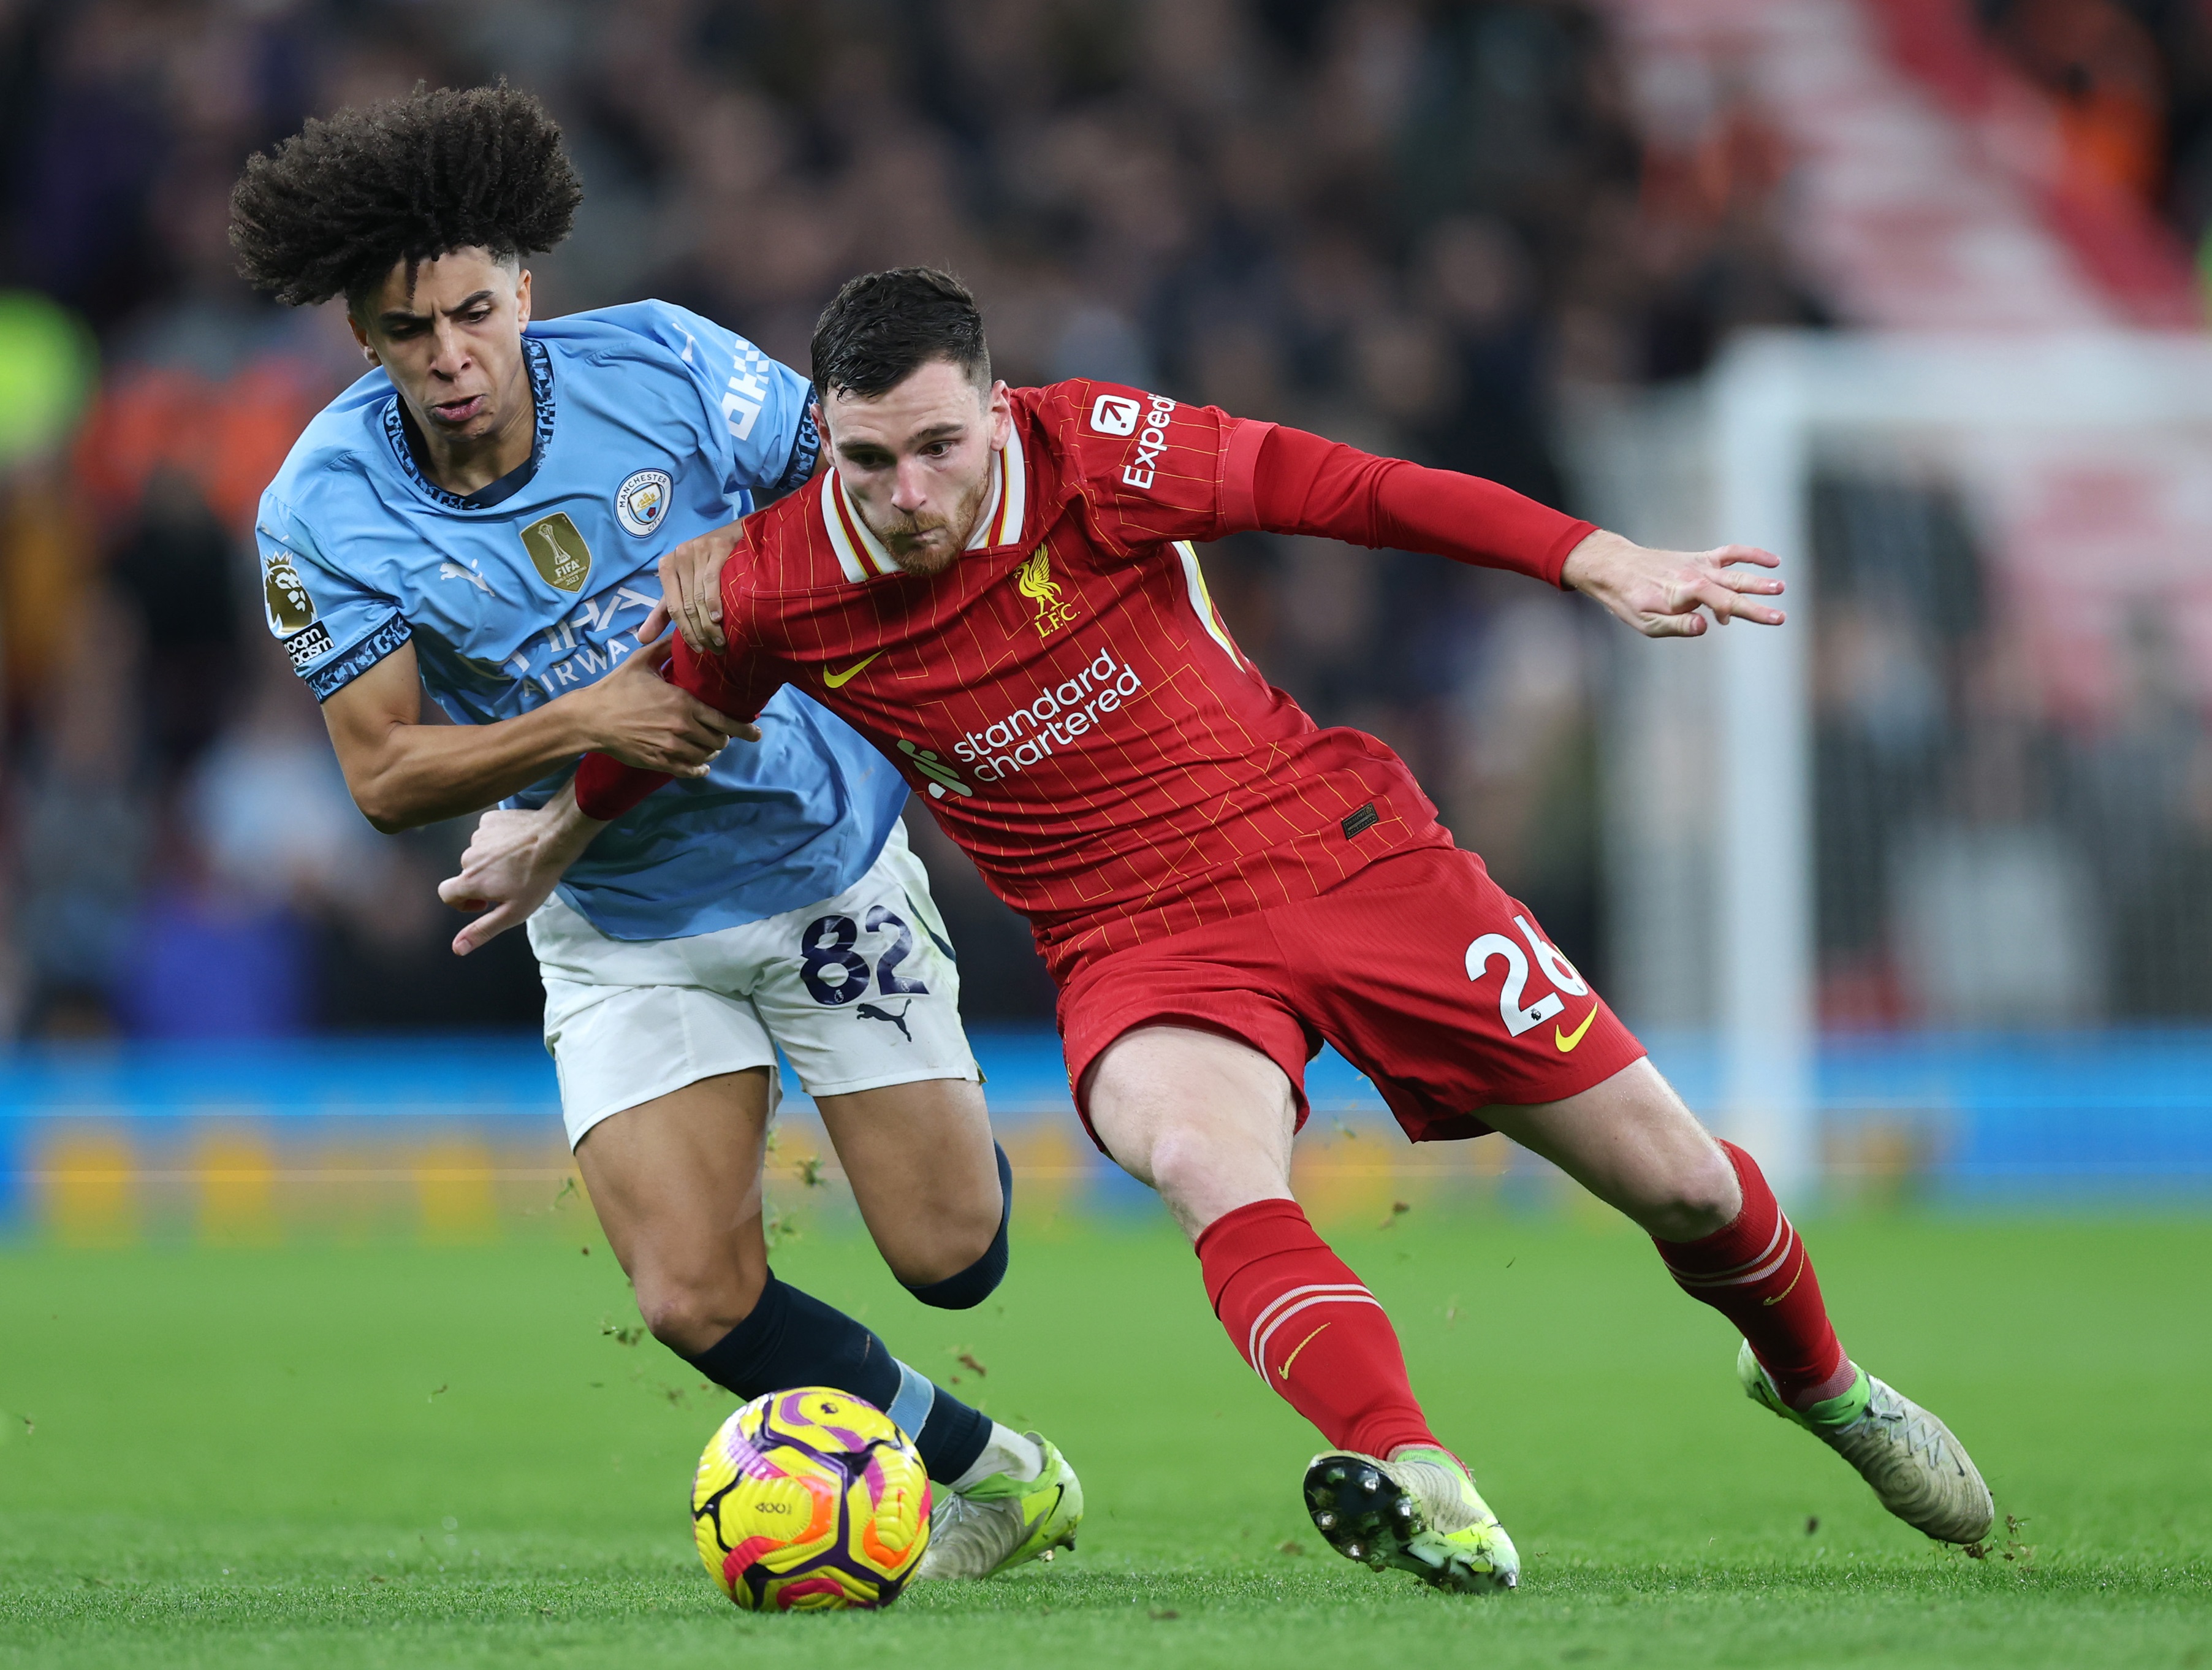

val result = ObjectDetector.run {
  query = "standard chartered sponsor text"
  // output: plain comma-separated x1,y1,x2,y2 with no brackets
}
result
954,645,1144,782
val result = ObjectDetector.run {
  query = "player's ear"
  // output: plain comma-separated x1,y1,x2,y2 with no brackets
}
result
514,266,533,330
986,379,1011,449
346,310,378,366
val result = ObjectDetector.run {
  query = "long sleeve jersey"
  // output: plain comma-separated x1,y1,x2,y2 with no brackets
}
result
577,379,1594,978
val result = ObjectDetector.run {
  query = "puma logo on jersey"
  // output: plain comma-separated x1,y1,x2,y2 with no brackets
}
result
1015,546,1079,639
439,561,493,595
855,1000,913,1042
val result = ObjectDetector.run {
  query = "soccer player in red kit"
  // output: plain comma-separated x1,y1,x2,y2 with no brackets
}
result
448,269,1994,1592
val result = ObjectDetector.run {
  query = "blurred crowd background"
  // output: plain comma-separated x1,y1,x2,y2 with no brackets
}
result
1,0,2209,1042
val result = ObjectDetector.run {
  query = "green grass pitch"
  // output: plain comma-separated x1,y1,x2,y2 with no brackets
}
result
1,1205,2206,1668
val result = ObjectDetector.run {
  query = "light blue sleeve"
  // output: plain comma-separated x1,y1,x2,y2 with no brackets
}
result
595,301,818,500
254,487,413,703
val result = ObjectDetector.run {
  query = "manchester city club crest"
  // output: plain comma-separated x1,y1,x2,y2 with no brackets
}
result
615,468,673,537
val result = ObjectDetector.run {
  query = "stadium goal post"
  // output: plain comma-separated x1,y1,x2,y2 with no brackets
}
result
1586,327,2212,1202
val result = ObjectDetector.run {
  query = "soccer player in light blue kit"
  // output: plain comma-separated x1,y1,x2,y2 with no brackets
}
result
230,85,1079,1578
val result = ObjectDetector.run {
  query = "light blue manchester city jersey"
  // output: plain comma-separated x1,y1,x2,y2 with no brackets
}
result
255,302,909,941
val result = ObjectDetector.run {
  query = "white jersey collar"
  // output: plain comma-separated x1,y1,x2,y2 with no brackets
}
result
819,422,1028,584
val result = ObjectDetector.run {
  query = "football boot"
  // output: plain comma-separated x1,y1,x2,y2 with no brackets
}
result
1738,1341,1994,1544
1303,1446,1519,1593
913,1432,1083,1580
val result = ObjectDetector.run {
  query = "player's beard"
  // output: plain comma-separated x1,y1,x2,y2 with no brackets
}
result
867,470,992,578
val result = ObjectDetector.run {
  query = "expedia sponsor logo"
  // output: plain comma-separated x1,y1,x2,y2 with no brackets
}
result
263,550,318,635
283,621,333,668
1118,393,1178,492
952,646,1144,783
1089,394,1140,436
1014,546,1078,639
614,468,672,537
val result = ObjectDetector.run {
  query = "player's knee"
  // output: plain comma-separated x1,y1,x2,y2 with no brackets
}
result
1644,1142,1742,1242
1144,1120,1283,1221
636,1263,768,1354
901,1142,1011,1310
1142,1130,1210,1205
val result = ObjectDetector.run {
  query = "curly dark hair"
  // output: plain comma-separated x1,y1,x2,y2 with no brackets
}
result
230,83,581,310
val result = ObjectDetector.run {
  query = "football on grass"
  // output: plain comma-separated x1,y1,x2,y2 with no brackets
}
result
691,1387,932,1610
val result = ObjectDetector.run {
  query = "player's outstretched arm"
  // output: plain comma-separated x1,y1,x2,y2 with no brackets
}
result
1236,424,1782,631
322,632,758,832
437,784,607,955
1559,528,1784,636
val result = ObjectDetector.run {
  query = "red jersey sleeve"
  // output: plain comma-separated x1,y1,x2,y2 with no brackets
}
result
1038,381,1276,557
1040,381,1595,586
572,563,786,822
1244,424,1595,587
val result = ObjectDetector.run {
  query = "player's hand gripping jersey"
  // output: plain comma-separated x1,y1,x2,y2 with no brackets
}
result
257,303,910,940
576,381,1596,978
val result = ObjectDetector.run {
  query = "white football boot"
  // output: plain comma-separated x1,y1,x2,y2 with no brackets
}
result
1739,1341,1994,1544
1303,1446,1520,1593
913,1431,1083,1580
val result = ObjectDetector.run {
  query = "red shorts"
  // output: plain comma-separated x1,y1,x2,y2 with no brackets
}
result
1057,845,1646,1146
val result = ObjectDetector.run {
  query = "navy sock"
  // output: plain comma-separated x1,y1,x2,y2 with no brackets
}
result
914,1382,991,1483
682,1272,990,1482
903,1142,1013,1311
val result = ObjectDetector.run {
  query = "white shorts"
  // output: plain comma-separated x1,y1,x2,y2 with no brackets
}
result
529,823,979,1149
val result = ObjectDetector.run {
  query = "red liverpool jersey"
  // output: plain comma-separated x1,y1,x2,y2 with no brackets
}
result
580,381,1594,979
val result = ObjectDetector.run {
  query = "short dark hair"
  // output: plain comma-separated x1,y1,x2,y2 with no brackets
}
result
810,267,990,403
230,83,581,312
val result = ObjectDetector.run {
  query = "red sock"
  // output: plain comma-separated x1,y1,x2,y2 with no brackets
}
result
1654,1140,1849,1405
1196,1198,1439,1458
